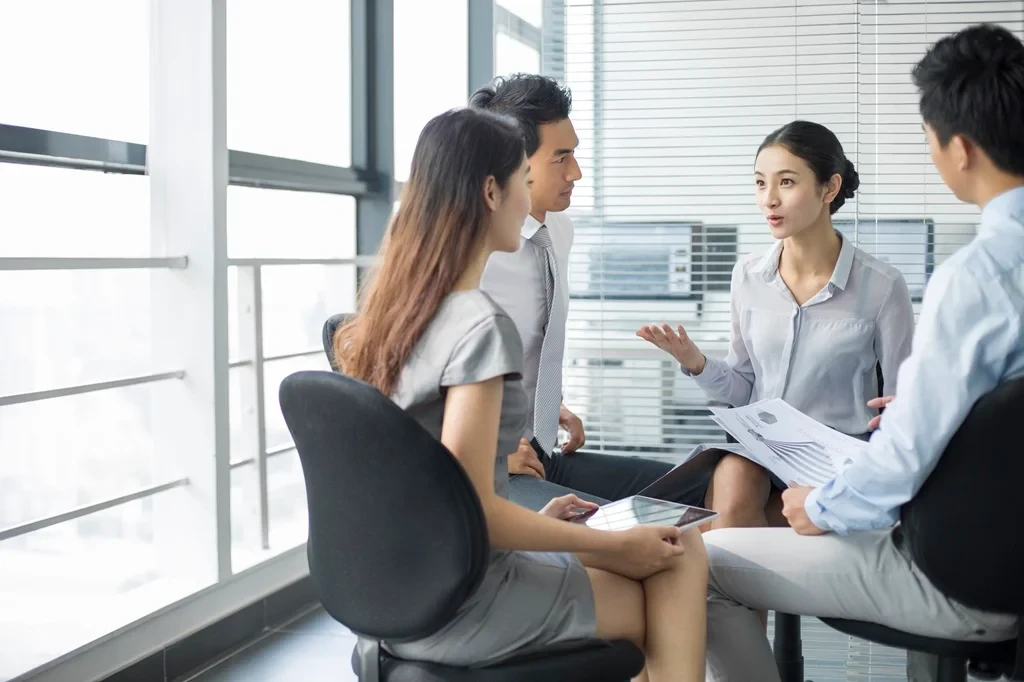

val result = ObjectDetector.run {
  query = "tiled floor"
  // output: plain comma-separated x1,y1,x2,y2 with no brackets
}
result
190,607,988,682
187,607,358,682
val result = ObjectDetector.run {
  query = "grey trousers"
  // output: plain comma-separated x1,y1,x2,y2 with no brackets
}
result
703,527,1018,682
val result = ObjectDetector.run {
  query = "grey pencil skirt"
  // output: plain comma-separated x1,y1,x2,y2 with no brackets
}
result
383,549,598,667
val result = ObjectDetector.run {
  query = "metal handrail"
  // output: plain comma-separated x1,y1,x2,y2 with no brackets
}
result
0,370,186,408
226,256,376,267
0,256,189,271
229,348,324,369
0,477,191,542
229,443,296,471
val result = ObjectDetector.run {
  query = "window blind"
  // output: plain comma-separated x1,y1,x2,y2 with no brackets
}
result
544,0,1024,460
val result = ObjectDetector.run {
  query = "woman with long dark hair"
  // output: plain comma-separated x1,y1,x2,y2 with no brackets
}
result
336,107,708,680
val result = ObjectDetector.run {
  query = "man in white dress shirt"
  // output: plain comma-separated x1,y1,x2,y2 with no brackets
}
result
470,74,714,511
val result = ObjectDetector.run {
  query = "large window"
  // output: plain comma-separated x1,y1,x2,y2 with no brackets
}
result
0,187,201,681
495,0,544,76
498,0,543,27
496,33,541,75
551,0,1024,458
393,0,469,182
0,165,152,258
0,1,361,679
227,188,357,572
0,1,150,143
227,0,352,166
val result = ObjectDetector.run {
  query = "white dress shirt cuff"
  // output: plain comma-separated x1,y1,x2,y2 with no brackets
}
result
681,355,727,385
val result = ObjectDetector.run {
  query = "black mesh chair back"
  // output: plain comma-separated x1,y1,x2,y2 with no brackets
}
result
813,377,1024,682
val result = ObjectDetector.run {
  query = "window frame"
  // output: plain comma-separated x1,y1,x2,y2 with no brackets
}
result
0,1,405,680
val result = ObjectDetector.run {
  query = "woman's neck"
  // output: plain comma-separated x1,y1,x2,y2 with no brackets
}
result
780,220,842,279
452,247,492,291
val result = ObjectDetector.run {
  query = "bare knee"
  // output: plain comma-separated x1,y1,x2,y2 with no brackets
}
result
587,567,646,649
712,455,769,499
679,527,708,566
651,528,708,583
706,455,771,527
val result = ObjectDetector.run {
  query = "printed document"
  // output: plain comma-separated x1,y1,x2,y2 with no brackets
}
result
708,398,870,487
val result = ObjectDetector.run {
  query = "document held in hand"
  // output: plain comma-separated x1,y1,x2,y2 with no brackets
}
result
707,398,871,487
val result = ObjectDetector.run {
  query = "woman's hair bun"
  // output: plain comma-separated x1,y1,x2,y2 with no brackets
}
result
841,158,860,199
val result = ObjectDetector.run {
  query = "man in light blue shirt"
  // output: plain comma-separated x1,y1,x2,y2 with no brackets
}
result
704,24,1024,682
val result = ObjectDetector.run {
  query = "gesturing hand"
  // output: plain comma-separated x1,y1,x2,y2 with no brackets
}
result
636,323,706,375
539,494,599,521
866,395,895,430
508,438,545,479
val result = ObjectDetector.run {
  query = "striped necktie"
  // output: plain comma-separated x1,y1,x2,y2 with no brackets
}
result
529,224,565,453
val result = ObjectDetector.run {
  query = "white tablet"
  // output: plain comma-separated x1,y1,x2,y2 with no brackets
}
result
570,495,719,532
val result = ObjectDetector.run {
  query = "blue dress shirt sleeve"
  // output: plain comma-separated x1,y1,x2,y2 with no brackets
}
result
806,263,1017,534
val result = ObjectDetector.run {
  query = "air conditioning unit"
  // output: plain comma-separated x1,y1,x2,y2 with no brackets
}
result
569,221,738,300
563,221,738,455
833,218,934,301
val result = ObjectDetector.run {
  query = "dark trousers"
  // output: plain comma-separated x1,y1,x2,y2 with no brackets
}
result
508,449,712,512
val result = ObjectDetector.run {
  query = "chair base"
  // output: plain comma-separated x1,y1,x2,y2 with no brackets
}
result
354,637,645,682
773,613,804,682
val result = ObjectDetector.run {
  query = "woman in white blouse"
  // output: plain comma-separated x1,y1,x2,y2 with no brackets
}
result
638,120,915,531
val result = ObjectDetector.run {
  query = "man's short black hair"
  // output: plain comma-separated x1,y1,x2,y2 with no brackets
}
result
912,23,1024,176
469,73,572,157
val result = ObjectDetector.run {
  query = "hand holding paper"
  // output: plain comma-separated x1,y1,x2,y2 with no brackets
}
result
781,485,826,535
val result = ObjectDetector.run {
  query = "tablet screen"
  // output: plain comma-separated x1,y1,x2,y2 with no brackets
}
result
572,495,718,531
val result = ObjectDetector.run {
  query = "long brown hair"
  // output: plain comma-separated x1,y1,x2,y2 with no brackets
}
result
334,108,525,395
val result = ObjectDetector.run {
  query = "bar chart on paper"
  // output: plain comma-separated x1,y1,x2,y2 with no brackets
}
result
708,399,870,487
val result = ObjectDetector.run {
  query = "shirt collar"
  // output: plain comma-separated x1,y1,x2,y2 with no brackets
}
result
757,240,785,282
758,230,855,291
830,232,855,291
521,214,544,239
980,185,1024,235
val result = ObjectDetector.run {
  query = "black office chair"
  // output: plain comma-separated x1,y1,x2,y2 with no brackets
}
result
278,370,646,682
322,313,348,371
817,376,1024,682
